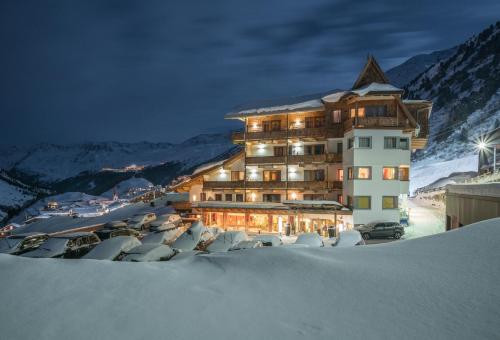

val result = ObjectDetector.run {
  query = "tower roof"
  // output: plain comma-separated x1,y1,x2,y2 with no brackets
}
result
352,55,390,90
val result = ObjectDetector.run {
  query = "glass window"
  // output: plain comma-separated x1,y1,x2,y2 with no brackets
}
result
399,138,409,150
200,193,207,201
399,166,409,181
236,194,244,202
231,171,243,181
347,167,353,180
358,137,371,148
384,137,398,149
350,108,356,118
357,107,365,117
263,170,281,182
383,167,398,180
354,196,371,209
314,144,325,155
348,138,354,149
382,196,398,209
337,169,344,181
304,170,325,181
271,120,281,131
314,116,325,127
332,110,342,123
355,167,371,179
366,105,387,117
263,194,281,202
274,146,285,156
225,194,233,201
215,194,222,201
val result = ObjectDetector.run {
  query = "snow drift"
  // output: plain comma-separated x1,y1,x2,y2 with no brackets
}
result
0,218,499,339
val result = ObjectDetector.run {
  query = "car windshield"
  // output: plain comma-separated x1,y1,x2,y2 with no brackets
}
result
39,238,68,252
4,237,24,248
130,216,143,223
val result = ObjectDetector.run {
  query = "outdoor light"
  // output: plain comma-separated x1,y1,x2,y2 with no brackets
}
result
478,141,487,150
192,195,197,202
250,192,256,202
291,192,297,200
219,168,226,178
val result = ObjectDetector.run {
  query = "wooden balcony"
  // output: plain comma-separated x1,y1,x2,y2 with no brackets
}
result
171,201,192,211
245,130,287,141
288,154,326,164
326,153,342,163
246,156,286,165
245,181,286,189
411,137,428,150
288,181,329,190
344,117,408,131
232,131,244,143
203,180,245,190
329,181,343,190
236,125,344,142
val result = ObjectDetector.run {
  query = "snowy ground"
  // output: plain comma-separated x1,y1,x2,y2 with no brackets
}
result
0,218,499,339
404,198,445,239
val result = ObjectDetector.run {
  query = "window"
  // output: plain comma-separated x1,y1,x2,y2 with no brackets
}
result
366,105,387,117
384,137,398,149
399,138,409,150
304,144,325,155
215,194,222,201
274,146,285,156
354,196,371,209
332,110,342,123
304,169,325,181
347,167,353,180
337,142,343,154
263,194,281,203
383,167,398,180
382,196,398,209
263,170,281,182
337,169,344,181
399,166,409,181
303,194,325,200
350,108,356,118
200,193,207,201
337,194,344,204
236,194,243,202
347,196,353,208
358,137,371,148
348,138,354,149
271,120,281,131
262,121,271,132
305,117,314,128
314,116,325,127
231,171,243,181
354,167,371,179
225,194,233,201
357,107,365,117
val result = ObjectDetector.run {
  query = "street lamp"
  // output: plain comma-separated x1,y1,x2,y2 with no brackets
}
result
476,140,496,172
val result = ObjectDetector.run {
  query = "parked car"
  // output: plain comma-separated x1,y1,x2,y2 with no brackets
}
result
172,221,203,252
0,233,49,255
206,231,247,253
160,213,182,226
103,220,128,229
21,233,100,258
94,228,140,240
294,233,324,247
253,234,283,247
148,218,176,233
333,230,365,247
127,213,157,230
229,240,263,251
82,236,141,260
142,229,180,245
357,222,405,240
120,244,176,262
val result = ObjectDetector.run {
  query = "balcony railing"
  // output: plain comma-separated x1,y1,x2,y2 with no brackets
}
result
288,154,326,164
344,117,407,131
245,130,287,141
235,126,344,141
203,180,245,190
288,181,329,190
245,181,286,189
329,181,343,190
246,156,286,164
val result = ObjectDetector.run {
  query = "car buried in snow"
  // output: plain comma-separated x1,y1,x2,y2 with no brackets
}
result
206,231,248,253
21,233,101,259
120,244,176,262
171,221,203,252
294,233,324,247
0,233,49,255
82,236,141,261
94,228,140,240
229,240,263,251
333,230,365,247
102,220,128,229
253,234,283,247
126,213,157,230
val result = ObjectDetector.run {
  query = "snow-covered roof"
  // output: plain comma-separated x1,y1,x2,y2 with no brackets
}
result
321,91,351,103
282,200,345,209
193,201,285,210
192,159,226,175
352,82,403,96
225,93,327,119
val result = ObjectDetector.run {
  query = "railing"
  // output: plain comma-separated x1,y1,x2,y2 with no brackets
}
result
203,180,245,189
245,130,287,140
329,181,343,190
245,181,286,189
288,154,326,164
344,117,405,131
237,126,344,141
246,156,286,164
232,131,244,142
326,153,342,163
288,181,329,190
171,201,193,211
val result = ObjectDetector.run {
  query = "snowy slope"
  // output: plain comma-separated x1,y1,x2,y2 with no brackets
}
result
2,133,234,183
101,177,154,199
386,47,457,87
1,218,499,339
0,177,36,222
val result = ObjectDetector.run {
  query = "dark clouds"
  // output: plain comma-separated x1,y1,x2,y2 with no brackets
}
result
0,0,498,145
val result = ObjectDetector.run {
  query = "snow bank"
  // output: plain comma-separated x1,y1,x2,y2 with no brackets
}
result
410,154,478,194
1,218,499,339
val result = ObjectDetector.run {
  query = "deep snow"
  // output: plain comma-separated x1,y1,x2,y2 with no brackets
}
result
0,218,499,339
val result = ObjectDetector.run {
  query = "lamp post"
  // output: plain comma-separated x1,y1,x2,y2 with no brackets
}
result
478,141,497,172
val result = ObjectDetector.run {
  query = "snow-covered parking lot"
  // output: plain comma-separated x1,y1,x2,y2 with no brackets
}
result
1,218,499,340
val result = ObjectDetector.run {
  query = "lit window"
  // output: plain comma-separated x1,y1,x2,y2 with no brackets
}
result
347,167,353,180
383,167,398,180
358,137,371,148
350,108,356,118
354,196,371,209
358,107,365,117
337,169,344,181
384,137,398,149
355,167,371,179
382,196,398,209
399,138,409,150
399,166,409,181
332,110,342,123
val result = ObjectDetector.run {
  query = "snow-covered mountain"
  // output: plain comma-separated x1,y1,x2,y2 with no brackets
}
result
405,22,500,165
386,47,457,87
0,171,41,222
1,133,235,184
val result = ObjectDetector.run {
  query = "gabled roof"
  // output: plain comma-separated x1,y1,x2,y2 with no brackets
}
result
352,56,390,90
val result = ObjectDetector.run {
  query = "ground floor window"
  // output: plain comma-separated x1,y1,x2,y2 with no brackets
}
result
382,196,398,209
248,214,269,230
353,196,371,209
263,194,281,202
226,213,245,227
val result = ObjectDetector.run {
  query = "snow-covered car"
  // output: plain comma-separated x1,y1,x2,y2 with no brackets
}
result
195,226,221,250
120,244,176,262
148,219,176,233
21,233,101,258
253,235,283,247
127,213,157,230
103,220,128,229
141,229,180,245
206,231,248,253
229,240,263,251
333,230,365,247
0,233,49,255
94,228,140,240
82,236,141,260
172,221,203,252
294,233,324,247
0,223,22,237
159,213,182,226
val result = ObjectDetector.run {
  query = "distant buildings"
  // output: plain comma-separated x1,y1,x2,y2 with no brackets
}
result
173,56,432,231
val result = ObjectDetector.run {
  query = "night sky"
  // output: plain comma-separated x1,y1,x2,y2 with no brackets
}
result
1,0,499,145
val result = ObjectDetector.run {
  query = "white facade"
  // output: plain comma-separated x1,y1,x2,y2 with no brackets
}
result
343,129,411,225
